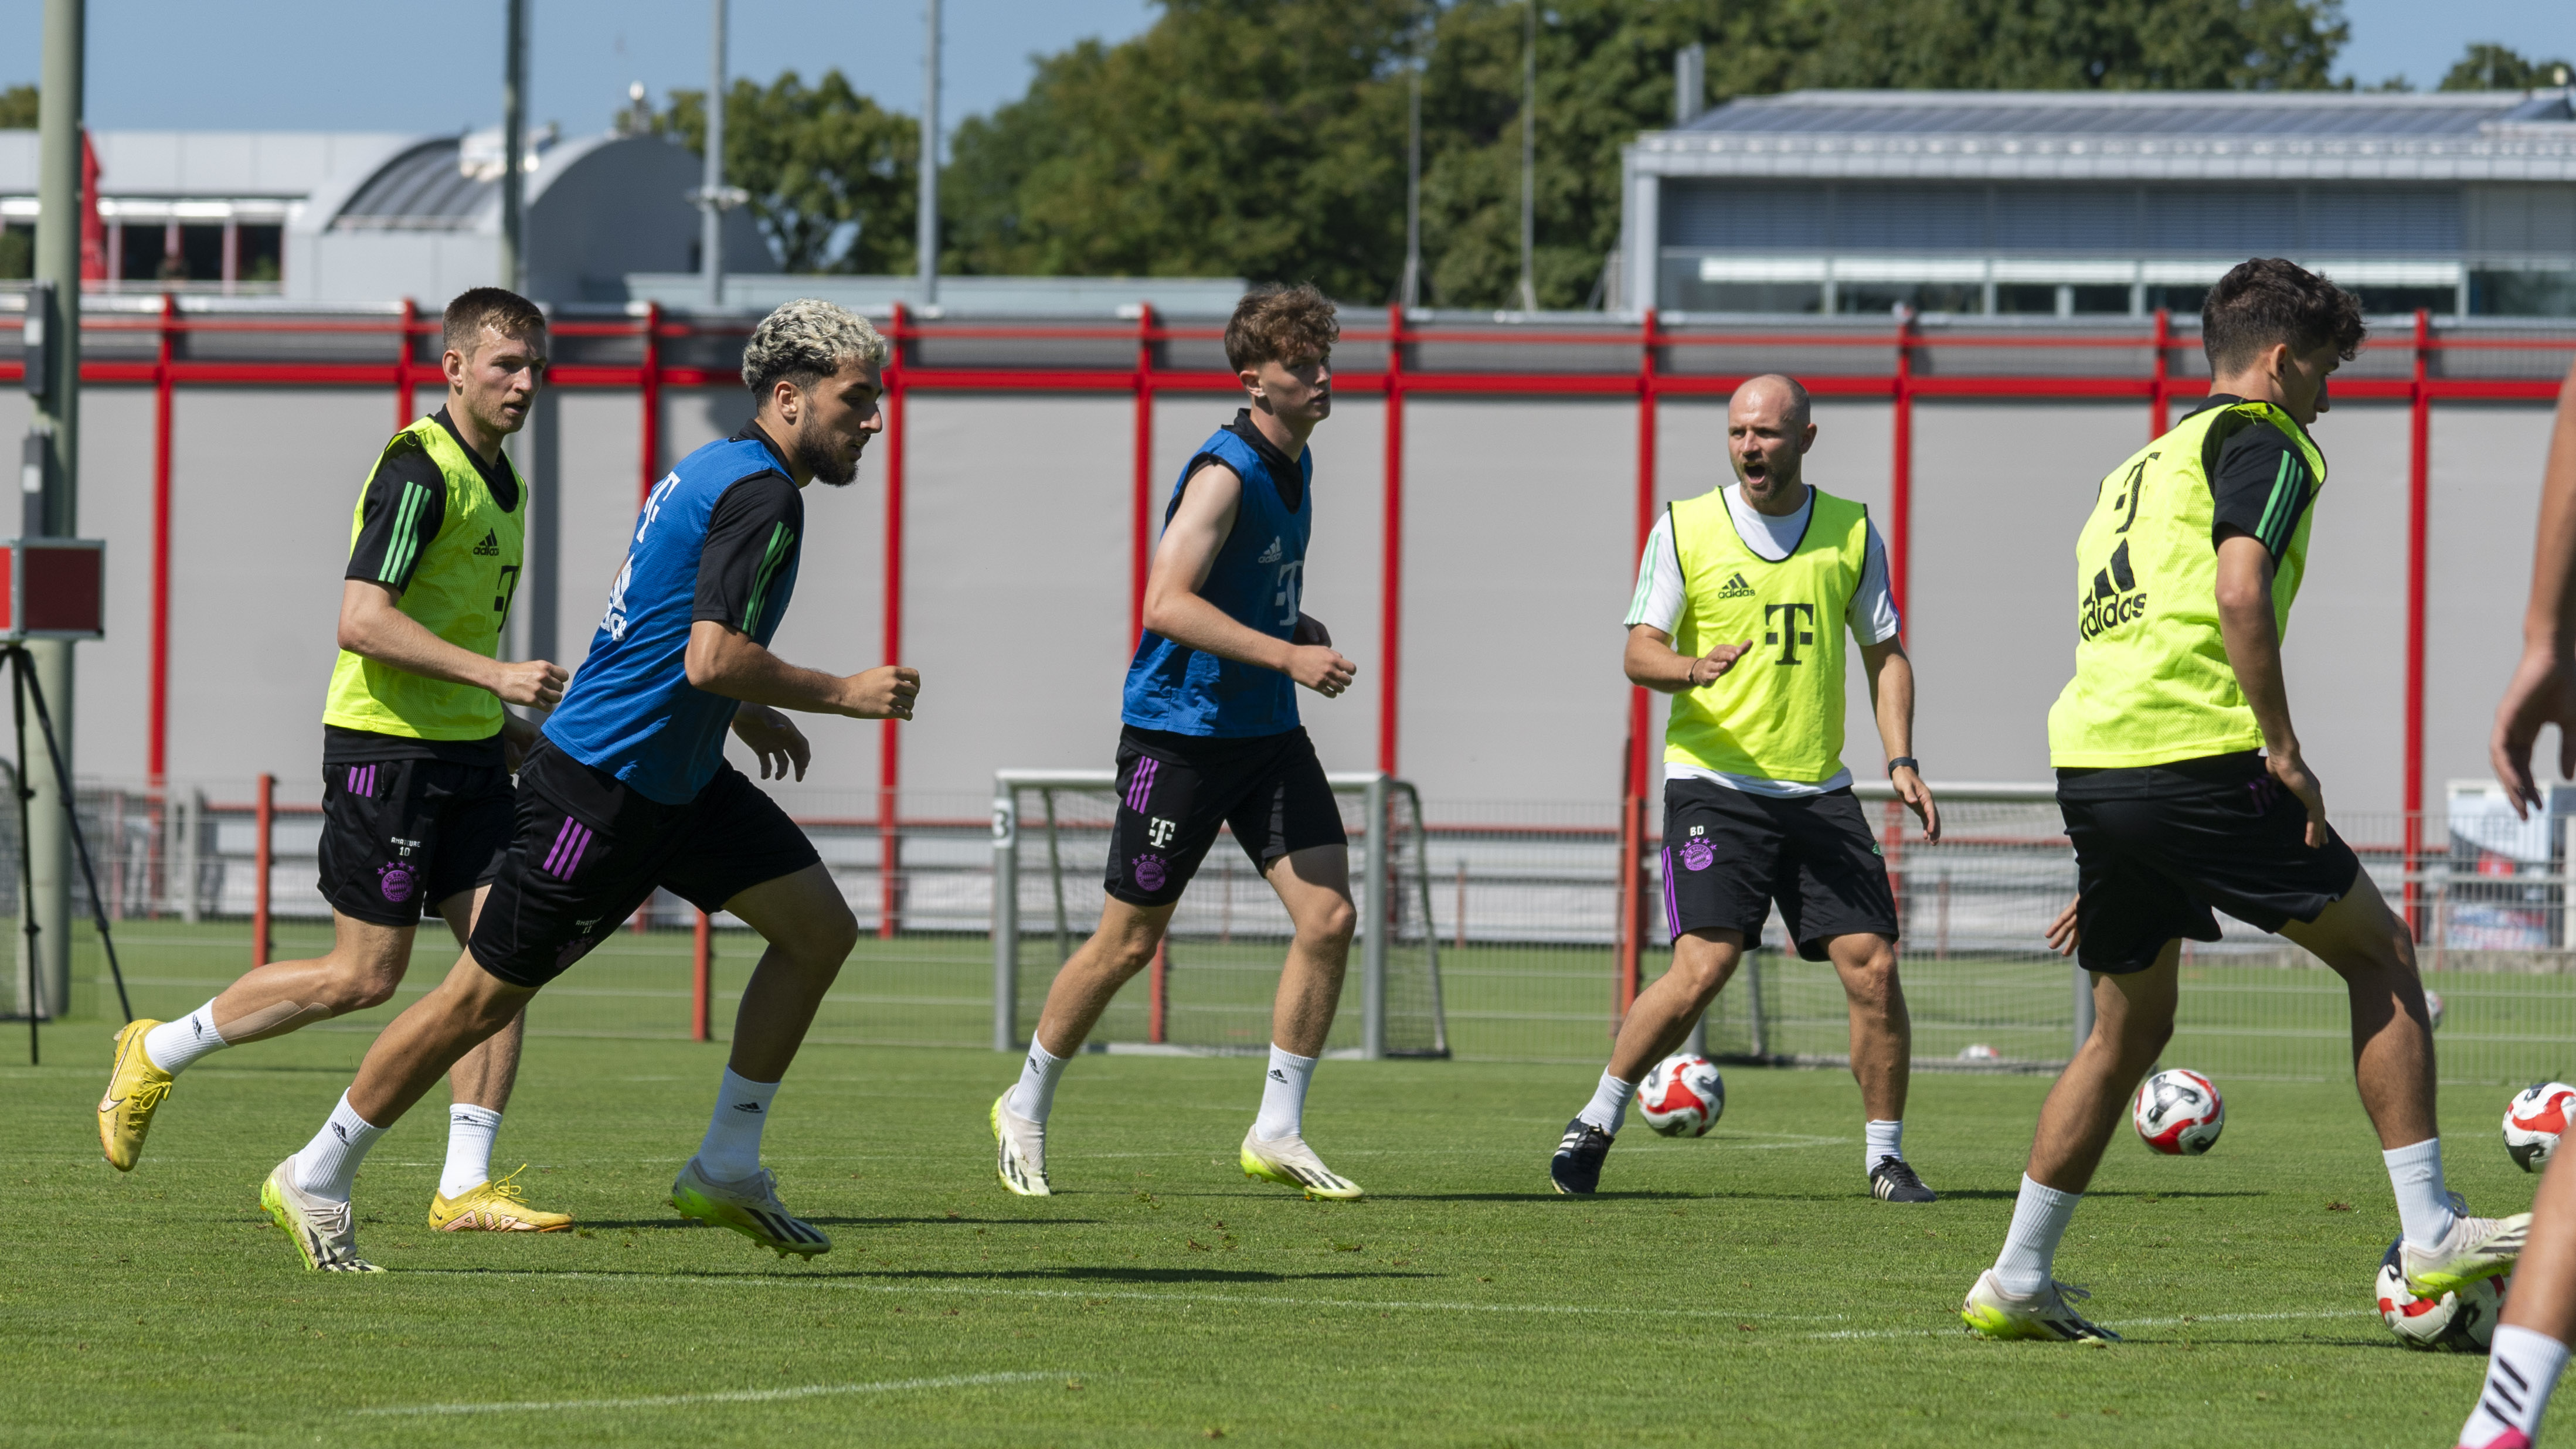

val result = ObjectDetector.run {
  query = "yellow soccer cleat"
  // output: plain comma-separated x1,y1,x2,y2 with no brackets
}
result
1959,1269,2118,1343
97,1018,173,1172
1239,1128,1365,1200
669,1157,831,1258
429,1165,574,1232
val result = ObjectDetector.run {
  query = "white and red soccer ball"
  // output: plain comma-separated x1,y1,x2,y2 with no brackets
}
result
2377,1236,2507,1352
2503,1082,2576,1173
2132,1068,2224,1155
1637,1054,1725,1138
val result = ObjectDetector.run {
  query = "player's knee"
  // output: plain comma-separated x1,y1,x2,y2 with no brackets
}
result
321,961,405,1013
1301,895,1358,951
798,900,862,966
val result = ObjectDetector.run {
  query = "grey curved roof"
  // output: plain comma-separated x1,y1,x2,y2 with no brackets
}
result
329,137,488,232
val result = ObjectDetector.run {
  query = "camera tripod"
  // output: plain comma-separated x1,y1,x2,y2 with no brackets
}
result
6,642,131,1064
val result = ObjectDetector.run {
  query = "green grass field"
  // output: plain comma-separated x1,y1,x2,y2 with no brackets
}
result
4,1021,2563,1447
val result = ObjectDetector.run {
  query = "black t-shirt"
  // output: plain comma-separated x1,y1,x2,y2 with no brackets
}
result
2183,393,2317,561
1181,409,1306,513
691,425,806,637
328,408,521,767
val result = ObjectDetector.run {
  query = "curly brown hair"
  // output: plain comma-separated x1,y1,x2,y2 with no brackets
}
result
2201,259,2367,375
1224,283,1338,374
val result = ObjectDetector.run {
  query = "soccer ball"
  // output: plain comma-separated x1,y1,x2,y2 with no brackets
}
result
1636,1054,1725,1138
2132,1068,2224,1155
2377,1236,2506,1351
2503,1082,2576,1172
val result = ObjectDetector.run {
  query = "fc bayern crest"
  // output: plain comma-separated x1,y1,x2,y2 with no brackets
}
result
1681,838,1715,872
1133,853,1168,893
376,861,417,904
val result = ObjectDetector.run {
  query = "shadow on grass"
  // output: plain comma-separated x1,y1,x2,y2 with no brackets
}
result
571,1216,1106,1230
400,1264,1436,1285
1375,1191,1700,1203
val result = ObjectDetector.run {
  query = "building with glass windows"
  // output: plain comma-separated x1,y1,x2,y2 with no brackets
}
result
1619,89,2576,318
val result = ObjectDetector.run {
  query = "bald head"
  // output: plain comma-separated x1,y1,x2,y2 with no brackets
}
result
1732,373,1812,427
1726,373,1817,513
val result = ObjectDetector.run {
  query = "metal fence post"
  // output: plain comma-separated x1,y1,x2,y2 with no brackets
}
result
1362,772,1389,1060
991,780,1019,1052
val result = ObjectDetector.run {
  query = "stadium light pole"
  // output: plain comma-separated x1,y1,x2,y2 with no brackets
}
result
20,0,83,1023
1401,61,1421,310
498,0,526,294
1516,0,1536,313
698,0,728,308
917,0,939,307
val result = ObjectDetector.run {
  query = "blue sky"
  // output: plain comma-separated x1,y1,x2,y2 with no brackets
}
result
0,0,2562,138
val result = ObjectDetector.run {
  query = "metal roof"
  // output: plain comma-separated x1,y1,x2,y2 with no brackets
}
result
327,137,489,231
1634,89,2576,183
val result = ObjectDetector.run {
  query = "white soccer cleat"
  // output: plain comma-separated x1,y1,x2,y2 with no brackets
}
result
2403,1207,2530,1297
668,1157,831,1258
991,1091,1052,1197
1239,1128,1364,1200
259,1159,384,1273
1959,1269,2119,1343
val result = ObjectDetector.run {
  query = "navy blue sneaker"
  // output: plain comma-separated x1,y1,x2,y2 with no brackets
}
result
1551,1118,1615,1195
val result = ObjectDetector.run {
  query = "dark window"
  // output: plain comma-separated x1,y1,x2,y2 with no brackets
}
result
115,223,165,281
237,224,282,283
1836,282,1983,315
2071,285,2133,315
2146,285,2208,317
178,225,223,281
2346,284,2455,318
1994,284,2055,315
2471,271,2576,317
0,223,28,280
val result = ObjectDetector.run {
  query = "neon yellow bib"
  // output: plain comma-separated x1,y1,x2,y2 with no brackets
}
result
1664,487,1871,783
2046,401,2325,768
320,417,526,741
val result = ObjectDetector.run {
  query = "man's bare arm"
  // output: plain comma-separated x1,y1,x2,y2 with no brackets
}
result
1859,636,1939,841
2215,532,2327,847
1141,462,1354,695
2494,360,2576,815
682,620,916,719
1623,624,1749,693
339,580,564,708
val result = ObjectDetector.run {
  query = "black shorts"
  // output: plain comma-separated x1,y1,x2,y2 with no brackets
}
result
1103,725,1347,907
466,740,823,988
1660,778,1898,961
315,758,515,928
2057,751,2361,975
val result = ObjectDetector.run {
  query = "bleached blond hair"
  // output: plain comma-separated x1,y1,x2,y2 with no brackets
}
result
740,298,891,397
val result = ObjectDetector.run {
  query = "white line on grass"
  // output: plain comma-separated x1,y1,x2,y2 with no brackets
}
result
355,1370,1067,1417
423,1270,2365,1335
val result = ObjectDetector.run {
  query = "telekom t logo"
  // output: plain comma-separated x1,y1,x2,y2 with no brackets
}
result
1763,603,1817,664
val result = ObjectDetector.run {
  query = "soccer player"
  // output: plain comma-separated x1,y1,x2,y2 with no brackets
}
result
97,287,575,1232
1547,373,1941,1203
989,284,1364,1201
2448,360,2576,1447
1962,259,2527,1343
254,298,919,1271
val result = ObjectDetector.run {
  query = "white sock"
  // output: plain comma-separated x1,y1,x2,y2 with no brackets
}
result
1007,1040,1070,1124
1578,1070,1639,1135
2459,1325,2569,1448
1992,1174,2084,1295
142,999,228,1076
288,1091,386,1202
1252,1045,1317,1141
697,1067,779,1182
1865,1119,1904,1172
440,1104,502,1199
2385,1138,2458,1247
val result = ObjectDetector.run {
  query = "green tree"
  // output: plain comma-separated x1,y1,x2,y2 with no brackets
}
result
945,0,2351,310
0,84,36,130
2439,43,2573,92
657,71,918,274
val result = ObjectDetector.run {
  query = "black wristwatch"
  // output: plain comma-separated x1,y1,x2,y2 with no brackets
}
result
1887,757,1919,777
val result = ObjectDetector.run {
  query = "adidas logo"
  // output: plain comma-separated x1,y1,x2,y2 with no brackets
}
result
732,1101,764,1114
1256,537,1284,564
2079,539,2146,640
1714,572,1755,600
1269,1069,1289,1084
473,530,500,556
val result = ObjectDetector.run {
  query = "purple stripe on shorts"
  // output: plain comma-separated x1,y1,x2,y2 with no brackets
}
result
1661,846,1680,940
542,817,582,876
1127,756,1158,812
559,822,594,879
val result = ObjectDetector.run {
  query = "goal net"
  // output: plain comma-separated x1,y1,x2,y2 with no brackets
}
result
990,770,1447,1057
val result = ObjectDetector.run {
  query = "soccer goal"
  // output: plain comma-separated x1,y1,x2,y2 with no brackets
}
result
989,770,1447,1060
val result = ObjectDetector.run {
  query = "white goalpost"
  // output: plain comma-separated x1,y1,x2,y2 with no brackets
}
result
989,769,1448,1060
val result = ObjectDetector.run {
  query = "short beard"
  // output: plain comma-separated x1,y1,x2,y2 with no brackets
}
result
1736,456,1800,497
791,417,857,487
